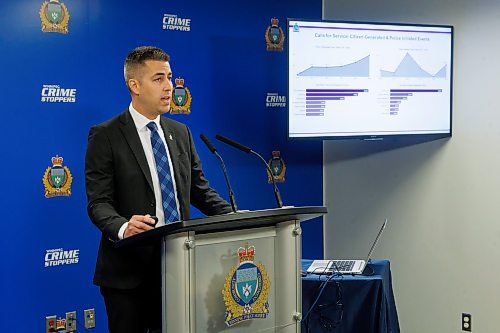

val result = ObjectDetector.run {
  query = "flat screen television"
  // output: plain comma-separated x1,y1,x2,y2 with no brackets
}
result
287,19,454,140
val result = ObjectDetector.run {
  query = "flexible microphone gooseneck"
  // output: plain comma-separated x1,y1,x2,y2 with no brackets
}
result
215,134,283,208
200,134,238,213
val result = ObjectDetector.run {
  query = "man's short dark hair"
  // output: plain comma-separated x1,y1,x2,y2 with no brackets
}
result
124,46,170,90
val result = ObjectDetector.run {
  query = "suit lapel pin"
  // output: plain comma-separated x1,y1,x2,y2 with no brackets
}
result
169,134,173,141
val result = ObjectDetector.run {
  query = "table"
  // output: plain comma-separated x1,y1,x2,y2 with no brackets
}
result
301,260,400,333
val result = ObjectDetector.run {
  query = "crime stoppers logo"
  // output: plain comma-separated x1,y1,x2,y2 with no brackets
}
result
266,93,286,108
41,84,76,103
163,14,191,32
45,248,79,267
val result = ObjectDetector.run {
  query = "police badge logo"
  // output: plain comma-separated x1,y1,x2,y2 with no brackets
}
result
265,17,285,52
170,77,192,114
267,151,286,183
39,0,70,34
222,243,271,327
42,155,73,198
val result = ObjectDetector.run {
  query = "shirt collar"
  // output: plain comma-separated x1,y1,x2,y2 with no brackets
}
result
128,103,161,131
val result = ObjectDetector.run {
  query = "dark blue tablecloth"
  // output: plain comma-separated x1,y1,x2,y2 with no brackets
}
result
301,260,400,333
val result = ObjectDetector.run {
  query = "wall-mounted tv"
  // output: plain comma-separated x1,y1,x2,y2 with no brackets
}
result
287,19,453,140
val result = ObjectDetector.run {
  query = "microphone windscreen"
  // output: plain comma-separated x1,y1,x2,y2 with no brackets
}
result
200,134,217,154
215,134,252,153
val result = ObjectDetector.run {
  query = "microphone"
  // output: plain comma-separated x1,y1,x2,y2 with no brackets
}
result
215,134,252,153
200,134,238,213
215,134,284,208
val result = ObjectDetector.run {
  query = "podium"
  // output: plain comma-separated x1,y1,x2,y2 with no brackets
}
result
118,206,326,333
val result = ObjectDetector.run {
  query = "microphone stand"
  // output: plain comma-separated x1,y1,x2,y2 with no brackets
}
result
215,134,284,208
214,150,238,212
248,150,283,208
200,134,238,212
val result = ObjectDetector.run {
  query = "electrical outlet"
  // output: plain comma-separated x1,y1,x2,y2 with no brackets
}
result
462,313,472,332
84,308,96,329
66,311,77,332
45,315,56,333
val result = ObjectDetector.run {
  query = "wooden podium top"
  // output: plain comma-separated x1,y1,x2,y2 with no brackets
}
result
116,206,327,247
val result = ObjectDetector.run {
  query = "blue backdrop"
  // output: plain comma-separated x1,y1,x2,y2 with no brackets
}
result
0,0,322,331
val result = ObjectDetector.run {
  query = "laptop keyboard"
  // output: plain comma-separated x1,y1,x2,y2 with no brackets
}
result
331,260,355,272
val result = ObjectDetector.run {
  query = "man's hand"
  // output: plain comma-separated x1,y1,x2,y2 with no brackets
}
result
123,214,156,238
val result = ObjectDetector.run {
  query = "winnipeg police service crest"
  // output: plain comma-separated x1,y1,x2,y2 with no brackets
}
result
222,243,270,327
265,17,285,52
39,0,70,34
267,151,286,183
42,155,72,198
170,77,192,114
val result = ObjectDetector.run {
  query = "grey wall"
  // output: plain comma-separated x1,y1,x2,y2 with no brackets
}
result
323,0,500,332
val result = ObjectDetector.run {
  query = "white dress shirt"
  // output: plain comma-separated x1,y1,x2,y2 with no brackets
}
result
118,103,181,239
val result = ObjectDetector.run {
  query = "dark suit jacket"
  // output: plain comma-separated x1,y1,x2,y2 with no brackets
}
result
85,109,232,289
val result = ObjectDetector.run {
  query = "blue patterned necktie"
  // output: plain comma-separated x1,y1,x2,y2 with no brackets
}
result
146,122,180,224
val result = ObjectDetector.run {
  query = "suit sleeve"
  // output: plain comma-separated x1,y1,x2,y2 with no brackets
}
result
85,125,127,241
186,127,233,216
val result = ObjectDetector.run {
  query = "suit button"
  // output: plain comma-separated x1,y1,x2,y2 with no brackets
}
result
150,202,155,207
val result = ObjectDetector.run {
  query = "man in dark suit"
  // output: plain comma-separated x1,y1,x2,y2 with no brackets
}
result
85,46,232,333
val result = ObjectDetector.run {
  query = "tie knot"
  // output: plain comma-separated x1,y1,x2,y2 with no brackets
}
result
147,122,158,132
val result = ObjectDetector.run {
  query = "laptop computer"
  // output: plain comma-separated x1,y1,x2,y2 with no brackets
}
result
306,218,388,275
